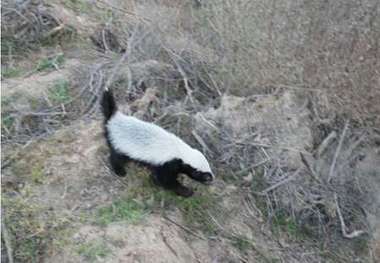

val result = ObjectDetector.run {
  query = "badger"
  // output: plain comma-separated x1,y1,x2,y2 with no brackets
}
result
101,89,214,197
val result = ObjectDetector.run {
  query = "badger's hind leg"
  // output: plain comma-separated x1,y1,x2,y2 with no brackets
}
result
172,181,194,197
153,160,194,197
110,148,129,177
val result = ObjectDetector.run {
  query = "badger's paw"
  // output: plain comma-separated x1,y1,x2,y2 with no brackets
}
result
173,184,194,198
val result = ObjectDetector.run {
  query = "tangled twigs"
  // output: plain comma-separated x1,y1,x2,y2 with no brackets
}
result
95,0,151,23
255,168,301,196
104,51,129,91
163,47,195,104
2,1,62,47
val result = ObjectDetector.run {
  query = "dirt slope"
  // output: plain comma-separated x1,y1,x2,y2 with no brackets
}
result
2,0,379,262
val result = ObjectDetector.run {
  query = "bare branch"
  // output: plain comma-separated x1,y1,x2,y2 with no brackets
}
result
334,194,366,239
164,216,206,241
317,131,337,157
300,153,321,183
328,120,349,183
255,168,301,196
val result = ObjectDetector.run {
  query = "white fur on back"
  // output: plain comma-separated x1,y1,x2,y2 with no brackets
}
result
107,112,212,174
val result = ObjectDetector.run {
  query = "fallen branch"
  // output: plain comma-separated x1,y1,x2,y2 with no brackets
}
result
317,131,337,157
328,120,349,183
160,228,178,258
243,142,311,155
255,168,301,196
243,195,264,222
300,153,321,183
334,194,365,239
163,216,206,241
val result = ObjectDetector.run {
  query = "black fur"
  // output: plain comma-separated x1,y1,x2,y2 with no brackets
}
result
151,159,194,197
109,148,129,177
151,159,212,196
101,89,117,121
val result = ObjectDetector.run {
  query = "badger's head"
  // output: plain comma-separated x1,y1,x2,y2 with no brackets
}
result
182,149,214,185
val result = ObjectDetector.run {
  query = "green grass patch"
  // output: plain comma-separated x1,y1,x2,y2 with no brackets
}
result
41,26,77,47
36,54,65,72
28,97,42,111
1,37,21,57
271,211,305,240
2,195,70,263
99,166,218,233
230,235,251,252
31,164,44,184
77,240,111,262
1,66,22,78
1,95,15,132
62,0,117,26
352,236,370,254
145,184,218,234
49,79,71,104
176,194,217,233
62,0,91,13
251,167,267,190
96,198,146,226
1,114,15,131
11,157,44,182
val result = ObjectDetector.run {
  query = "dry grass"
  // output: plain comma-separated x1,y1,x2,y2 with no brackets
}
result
2,0,379,262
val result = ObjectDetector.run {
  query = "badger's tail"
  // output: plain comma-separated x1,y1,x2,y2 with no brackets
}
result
101,89,117,121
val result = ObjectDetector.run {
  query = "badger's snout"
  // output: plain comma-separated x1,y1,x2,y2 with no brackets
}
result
201,172,214,185
187,170,214,185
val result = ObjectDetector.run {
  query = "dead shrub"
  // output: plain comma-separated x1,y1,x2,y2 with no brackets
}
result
1,0,76,59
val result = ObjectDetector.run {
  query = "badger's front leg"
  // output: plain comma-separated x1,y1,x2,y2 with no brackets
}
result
109,148,129,176
152,160,194,197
